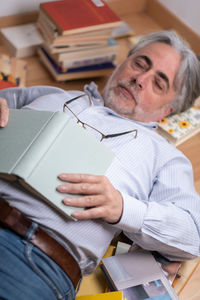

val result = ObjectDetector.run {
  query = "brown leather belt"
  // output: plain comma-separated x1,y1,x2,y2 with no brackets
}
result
0,198,81,289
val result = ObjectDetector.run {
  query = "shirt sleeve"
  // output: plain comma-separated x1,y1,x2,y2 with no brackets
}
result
108,140,200,261
0,86,65,109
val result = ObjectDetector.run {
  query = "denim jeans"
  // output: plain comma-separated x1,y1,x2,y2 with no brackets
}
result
0,225,76,300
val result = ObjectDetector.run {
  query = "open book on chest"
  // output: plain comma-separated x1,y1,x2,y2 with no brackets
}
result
0,109,114,219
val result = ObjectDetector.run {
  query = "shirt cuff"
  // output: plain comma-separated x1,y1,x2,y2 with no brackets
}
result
112,192,147,233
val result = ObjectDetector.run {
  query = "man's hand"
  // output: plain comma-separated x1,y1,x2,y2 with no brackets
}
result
0,98,9,127
57,173,123,223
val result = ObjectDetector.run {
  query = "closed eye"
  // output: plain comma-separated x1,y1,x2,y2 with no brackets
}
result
155,79,163,90
132,55,152,71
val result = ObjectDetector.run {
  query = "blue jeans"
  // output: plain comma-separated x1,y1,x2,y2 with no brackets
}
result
0,226,76,300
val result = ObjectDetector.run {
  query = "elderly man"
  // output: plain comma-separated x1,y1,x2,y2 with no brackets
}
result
0,30,200,300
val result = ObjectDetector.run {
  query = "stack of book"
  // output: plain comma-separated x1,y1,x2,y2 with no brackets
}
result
37,0,122,81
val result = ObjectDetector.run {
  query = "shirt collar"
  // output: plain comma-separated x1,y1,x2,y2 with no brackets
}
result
84,81,158,130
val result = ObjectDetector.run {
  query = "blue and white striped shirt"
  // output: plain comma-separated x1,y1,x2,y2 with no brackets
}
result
0,82,199,275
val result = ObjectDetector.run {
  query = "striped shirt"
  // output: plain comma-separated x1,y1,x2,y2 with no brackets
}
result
0,82,200,275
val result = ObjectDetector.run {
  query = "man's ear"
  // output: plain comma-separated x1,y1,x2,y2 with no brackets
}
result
165,106,174,117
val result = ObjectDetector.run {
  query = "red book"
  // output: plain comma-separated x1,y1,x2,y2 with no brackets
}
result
40,0,121,36
0,80,18,89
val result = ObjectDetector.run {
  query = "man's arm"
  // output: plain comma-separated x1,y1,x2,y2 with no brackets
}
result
57,153,200,261
0,85,66,127
0,86,65,110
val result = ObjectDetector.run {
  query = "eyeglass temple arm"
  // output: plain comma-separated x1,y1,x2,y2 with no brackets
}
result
64,93,93,106
101,129,138,141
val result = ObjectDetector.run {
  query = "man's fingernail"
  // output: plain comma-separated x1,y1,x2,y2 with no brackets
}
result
63,198,71,204
0,120,5,127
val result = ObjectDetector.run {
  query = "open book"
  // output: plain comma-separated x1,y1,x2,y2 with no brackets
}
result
0,109,114,219
101,249,179,300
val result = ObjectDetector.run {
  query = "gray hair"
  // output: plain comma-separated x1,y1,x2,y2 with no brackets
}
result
128,30,200,114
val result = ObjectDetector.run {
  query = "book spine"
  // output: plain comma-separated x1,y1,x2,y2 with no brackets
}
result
60,53,116,69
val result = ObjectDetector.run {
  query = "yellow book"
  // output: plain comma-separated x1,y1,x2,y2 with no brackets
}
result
76,291,124,299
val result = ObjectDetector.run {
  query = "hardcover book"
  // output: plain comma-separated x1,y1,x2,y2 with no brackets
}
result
37,47,115,81
58,53,116,70
0,109,114,220
157,105,200,146
37,12,113,46
101,250,179,300
43,37,118,59
40,0,122,36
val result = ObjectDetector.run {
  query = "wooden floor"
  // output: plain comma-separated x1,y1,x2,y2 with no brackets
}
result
0,1,200,298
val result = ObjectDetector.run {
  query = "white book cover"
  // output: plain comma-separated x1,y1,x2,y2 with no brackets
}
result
1,23,43,58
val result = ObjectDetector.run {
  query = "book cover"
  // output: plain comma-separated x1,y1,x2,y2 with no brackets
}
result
37,47,115,81
0,54,27,87
0,23,43,58
157,105,200,146
76,291,124,299
40,0,122,36
101,250,179,300
0,109,114,220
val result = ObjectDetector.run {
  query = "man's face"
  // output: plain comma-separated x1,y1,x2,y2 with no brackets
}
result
102,42,181,122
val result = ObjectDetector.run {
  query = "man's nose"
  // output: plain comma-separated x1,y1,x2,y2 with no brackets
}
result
132,72,149,90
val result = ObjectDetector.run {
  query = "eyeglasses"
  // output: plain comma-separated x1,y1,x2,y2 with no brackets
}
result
63,93,137,142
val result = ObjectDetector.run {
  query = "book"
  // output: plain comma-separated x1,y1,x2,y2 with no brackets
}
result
57,52,117,70
0,109,114,220
157,105,200,146
76,291,124,299
0,23,43,58
40,0,122,36
114,241,181,286
42,38,109,54
0,54,27,87
44,37,118,59
37,47,115,81
101,249,179,299
37,12,113,46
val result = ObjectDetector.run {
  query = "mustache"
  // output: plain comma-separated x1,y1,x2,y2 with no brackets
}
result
117,80,140,103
